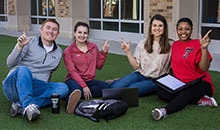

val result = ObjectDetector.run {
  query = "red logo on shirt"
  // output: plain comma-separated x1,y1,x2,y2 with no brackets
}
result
183,47,194,58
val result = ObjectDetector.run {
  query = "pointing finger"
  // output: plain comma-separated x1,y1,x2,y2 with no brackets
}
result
128,40,131,46
199,34,202,41
23,28,27,36
121,37,126,44
203,30,212,40
105,39,108,45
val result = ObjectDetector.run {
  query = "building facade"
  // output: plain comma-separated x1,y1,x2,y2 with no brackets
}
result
0,0,219,55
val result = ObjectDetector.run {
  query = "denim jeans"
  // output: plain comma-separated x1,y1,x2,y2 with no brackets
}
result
3,66,69,109
65,78,109,99
110,71,158,96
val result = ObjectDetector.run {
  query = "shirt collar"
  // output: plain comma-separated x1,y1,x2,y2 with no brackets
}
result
38,36,58,51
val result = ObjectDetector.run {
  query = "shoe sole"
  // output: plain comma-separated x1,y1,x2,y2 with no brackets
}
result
10,104,22,117
66,90,81,114
10,107,17,117
28,113,40,121
152,109,161,120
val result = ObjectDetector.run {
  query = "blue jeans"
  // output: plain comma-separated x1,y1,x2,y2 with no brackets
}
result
65,78,109,99
110,71,158,96
3,66,69,109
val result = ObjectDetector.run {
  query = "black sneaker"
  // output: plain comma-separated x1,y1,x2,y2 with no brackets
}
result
24,104,41,121
10,103,23,117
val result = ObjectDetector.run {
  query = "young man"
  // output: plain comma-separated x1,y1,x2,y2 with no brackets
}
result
3,19,76,121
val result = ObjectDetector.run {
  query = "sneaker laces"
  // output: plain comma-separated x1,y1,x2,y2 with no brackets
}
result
201,99,213,106
160,108,167,118
23,104,39,115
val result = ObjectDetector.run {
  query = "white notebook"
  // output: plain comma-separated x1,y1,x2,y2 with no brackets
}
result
154,74,206,93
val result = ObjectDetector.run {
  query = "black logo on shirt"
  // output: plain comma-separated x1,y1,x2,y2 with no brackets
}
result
52,56,56,59
183,47,194,58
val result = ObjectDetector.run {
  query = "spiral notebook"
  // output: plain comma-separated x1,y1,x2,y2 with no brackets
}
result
153,74,206,93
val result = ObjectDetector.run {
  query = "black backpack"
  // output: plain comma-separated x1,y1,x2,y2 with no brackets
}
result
75,99,128,122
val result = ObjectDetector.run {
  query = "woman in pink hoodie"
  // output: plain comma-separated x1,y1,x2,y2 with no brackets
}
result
63,22,110,114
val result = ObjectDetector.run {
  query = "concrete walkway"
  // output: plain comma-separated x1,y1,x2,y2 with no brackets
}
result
0,27,219,72
0,27,136,55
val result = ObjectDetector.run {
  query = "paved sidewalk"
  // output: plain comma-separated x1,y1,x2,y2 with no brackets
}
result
0,27,219,72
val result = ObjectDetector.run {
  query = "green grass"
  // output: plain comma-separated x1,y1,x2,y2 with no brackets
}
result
0,35,220,130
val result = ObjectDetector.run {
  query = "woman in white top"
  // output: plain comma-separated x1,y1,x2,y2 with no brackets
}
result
110,14,172,96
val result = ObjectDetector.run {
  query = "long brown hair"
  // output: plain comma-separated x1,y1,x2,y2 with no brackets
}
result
144,14,170,54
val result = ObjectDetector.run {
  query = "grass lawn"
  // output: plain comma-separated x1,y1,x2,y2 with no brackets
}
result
0,35,220,130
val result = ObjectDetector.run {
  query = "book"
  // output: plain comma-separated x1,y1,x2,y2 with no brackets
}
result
153,74,206,93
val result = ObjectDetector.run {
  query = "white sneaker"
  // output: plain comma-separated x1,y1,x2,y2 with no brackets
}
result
199,95,218,107
152,108,167,120
24,104,40,121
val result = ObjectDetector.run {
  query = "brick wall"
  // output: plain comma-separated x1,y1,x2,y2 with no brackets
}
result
150,0,173,22
57,0,69,17
8,0,15,15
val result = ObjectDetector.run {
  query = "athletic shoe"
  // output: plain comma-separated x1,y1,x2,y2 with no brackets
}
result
24,104,41,121
199,95,218,107
66,89,81,114
152,108,167,120
10,103,23,117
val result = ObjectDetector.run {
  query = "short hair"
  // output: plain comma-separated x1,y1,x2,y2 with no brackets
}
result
176,17,193,29
41,19,60,31
74,21,90,34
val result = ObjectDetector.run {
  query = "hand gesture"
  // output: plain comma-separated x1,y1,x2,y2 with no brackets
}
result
101,39,110,53
199,30,212,49
83,87,92,100
121,37,131,53
17,28,32,51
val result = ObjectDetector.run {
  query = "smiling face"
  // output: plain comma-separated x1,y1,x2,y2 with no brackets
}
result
74,25,89,44
151,20,164,40
177,22,192,42
40,21,59,45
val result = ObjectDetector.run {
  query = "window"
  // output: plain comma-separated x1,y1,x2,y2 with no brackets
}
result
30,0,55,25
89,0,144,34
200,0,220,40
0,0,7,22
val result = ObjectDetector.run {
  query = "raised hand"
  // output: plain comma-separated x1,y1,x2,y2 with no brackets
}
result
199,30,212,49
101,39,110,53
17,28,32,51
121,37,131,53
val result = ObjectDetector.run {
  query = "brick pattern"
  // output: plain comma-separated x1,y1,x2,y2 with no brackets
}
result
8,0,15,15
150,0,173,22
57,0,69,17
